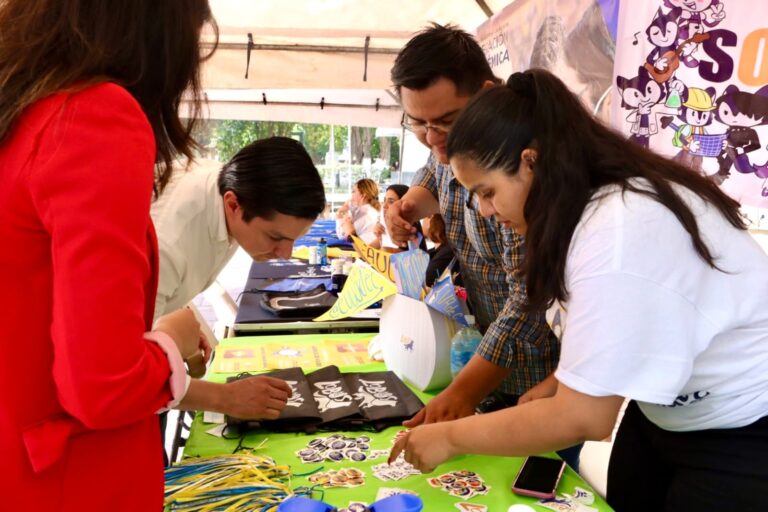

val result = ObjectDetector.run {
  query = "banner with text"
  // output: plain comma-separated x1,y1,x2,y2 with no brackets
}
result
611,0,768,206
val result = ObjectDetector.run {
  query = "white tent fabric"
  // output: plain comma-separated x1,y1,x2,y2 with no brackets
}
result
197,0,515,127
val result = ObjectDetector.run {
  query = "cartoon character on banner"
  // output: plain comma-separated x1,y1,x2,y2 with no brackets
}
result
354,379,398,409
664,0,726,42
285,380,305,408
660,87,723,174
714,84,768,192
313,381,353,412
616,66,682,148
643,8,711,84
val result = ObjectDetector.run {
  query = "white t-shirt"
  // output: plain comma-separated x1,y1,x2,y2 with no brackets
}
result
550,181,768,431
151,159,238,320
336,203,380,245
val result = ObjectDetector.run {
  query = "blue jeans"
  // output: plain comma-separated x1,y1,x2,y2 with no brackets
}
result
476,392,583,473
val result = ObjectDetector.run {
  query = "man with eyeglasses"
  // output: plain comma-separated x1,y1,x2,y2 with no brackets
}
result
386,23,581,471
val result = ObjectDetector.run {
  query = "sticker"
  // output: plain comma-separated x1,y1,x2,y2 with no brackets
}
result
308,468,366,488
371,454,421,481
295,435,377,464
432,471,490,500
537,496,579,512
572,487,595,505
375,488,419,501
338,503,368,512
456,504,489,512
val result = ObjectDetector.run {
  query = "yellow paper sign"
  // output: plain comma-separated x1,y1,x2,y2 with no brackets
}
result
351,235,395,282
314,262,397,321
213,339,371,373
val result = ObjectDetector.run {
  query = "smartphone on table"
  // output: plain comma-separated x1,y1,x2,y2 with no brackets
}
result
511,455,566,500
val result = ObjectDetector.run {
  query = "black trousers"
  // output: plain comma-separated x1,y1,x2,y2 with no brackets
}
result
607,401,768,512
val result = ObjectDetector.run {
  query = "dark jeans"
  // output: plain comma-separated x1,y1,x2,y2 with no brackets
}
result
607,401,768,512
476,392,583,473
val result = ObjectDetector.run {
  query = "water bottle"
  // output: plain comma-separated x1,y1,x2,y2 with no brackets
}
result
330,259,345,295
317,237,328,265
450,315,482,379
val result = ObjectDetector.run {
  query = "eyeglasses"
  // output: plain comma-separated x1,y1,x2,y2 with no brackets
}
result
401,117,455,135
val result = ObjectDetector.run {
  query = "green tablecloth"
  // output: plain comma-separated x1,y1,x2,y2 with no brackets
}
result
183,333,614,511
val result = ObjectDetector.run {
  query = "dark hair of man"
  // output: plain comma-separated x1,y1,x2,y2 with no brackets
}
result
218,137,326,222
391,23,498,96
0,0,218,194
387,184,410,199
447,68,746,310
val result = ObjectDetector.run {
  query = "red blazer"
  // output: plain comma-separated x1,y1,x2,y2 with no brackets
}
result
0,83,175,510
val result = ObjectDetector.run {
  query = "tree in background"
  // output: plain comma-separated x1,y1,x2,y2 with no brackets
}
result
211,120,295,161
195,120,399,184
350,127,375,164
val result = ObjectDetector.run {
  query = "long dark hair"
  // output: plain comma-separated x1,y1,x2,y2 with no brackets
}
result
387,184,410,199
218,137,326,222
0,0,218,193
447,68,746,310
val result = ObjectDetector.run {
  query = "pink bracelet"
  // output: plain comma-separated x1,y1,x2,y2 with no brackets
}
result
144,331,191,412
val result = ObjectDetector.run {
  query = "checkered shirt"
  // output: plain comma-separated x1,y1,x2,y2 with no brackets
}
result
412,154,559,395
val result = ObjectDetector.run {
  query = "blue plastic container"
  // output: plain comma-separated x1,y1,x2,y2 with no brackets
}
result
277,494,423,512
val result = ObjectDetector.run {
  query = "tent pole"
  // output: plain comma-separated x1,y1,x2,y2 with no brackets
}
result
330,124,336,213
398,124,405,185
347,125,352,196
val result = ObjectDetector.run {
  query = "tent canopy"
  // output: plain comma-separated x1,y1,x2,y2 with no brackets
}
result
198,0,514,127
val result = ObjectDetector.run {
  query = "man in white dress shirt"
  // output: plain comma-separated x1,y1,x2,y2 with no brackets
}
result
151,136,326,321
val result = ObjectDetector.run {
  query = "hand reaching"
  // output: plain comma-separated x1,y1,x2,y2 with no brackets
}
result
385,199,418,245
220,376,292,420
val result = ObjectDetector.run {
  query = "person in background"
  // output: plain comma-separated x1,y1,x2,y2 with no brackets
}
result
422,214,460,287
336,178,381,245
0,2,289,509
152,137,326,320
391,69,768,512
384,24,574,468
376,184,428,252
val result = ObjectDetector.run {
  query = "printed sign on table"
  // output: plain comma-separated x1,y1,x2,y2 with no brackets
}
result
314,261,398,321
424,269,469,327
213,339,371,373
352,235,395,282
390,249,429,300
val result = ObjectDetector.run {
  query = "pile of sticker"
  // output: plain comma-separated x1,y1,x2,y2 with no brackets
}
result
295,434,387,463
371,454,422,481
308,467,366,488
428,470,490,500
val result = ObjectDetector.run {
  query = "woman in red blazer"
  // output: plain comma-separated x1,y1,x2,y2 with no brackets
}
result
0,2,221,510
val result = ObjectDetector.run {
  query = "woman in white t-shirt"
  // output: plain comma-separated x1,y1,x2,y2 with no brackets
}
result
389,69,768,511
336,178,380,245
